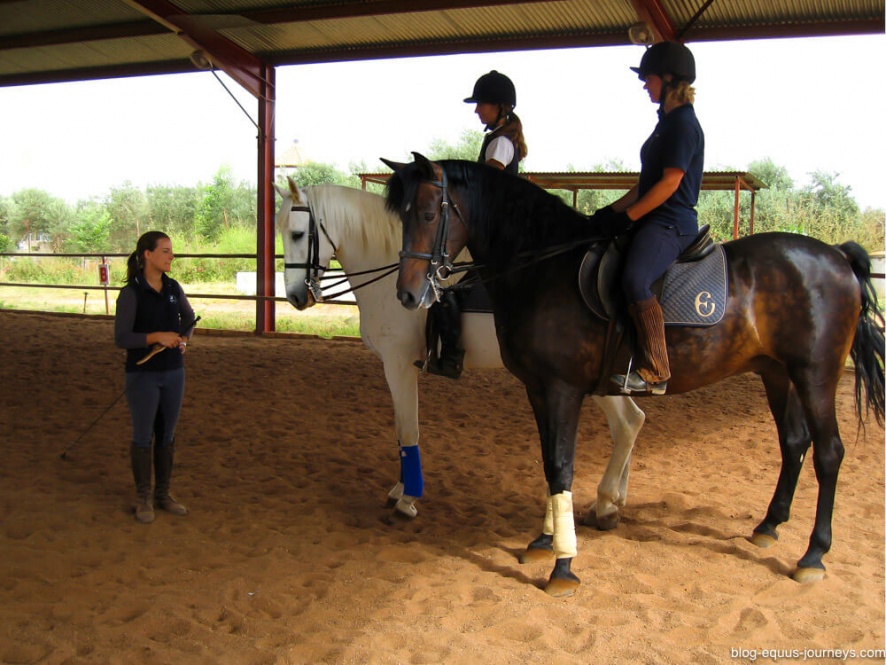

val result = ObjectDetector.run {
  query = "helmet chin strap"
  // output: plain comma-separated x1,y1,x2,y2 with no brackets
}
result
485,105,511,131
657,76,674,118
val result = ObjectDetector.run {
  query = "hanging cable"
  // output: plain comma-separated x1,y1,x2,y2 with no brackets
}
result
210,69,261,135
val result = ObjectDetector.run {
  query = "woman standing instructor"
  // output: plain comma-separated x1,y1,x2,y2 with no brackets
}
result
115,231,195,523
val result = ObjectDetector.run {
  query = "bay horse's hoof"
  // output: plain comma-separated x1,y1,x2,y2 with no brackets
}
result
519,546,554,564
544,574,580,597
749,532,778,548
544,558,580,597
793,566,826,583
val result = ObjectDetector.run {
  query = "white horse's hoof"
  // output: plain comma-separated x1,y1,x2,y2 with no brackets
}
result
387,482,405,502
584,507,620,530
394,497,418,518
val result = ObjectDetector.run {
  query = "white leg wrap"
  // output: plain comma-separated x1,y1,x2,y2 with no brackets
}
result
543,493,554,536
551,491,577,559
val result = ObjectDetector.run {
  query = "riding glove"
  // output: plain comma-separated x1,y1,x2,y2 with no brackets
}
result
590,206,633,237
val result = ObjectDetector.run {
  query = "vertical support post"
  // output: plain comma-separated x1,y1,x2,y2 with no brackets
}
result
255,64,276,334
732,177,741,239
100,255,110,315
255,63,276,335
749,190,756,235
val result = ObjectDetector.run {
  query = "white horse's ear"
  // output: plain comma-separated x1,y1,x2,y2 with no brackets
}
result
287,175,299,195
380,157,407,174
274,182,288,199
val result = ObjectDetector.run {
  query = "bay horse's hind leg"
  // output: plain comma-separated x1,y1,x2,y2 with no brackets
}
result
751,371,810,549
753,369,844,582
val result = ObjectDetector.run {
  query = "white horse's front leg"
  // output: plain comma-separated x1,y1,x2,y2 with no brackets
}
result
379,350,423,518
587,396,646,529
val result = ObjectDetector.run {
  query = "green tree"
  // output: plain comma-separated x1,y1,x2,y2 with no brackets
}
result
0,196,14,252
747,157,793,191
66,201,112,253
285,161,352,187
425,129,485,161
8,189,66,251
146,184,200,237
804,170,859,217
195,166,256,241
105,182,148,251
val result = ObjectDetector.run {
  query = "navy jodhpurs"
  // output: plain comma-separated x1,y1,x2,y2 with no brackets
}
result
125,368,185,449
621,222,696,303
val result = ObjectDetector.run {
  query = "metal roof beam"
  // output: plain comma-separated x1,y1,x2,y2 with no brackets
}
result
246,0,557,24
630,0,677,42
0,22,163,51
121,0,271,100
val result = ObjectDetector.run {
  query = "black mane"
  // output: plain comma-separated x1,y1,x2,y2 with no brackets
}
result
385,159,600,262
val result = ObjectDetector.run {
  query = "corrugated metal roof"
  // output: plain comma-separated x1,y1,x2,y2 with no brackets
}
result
0,0,882,88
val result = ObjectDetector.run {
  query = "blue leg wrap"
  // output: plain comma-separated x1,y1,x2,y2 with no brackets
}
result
400,445,424,498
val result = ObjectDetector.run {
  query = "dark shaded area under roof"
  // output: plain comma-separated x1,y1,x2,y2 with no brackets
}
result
1,0,883,88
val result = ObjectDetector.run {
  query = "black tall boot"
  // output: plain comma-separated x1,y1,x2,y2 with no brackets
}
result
153,444,188,516
426,289,464,380
130,445,155,524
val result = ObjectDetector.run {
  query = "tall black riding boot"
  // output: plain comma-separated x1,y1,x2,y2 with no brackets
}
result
153,444,188,516
427,289,464,380
130,445,155,524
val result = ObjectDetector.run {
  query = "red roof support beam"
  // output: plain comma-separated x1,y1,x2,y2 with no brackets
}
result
630,0,677,43
121,0,271,101
255,64,276,334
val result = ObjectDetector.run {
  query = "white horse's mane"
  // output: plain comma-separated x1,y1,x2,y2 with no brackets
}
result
302,184,401,262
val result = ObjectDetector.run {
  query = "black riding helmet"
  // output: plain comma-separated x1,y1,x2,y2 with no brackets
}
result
630,41,696,83
464,70,517,107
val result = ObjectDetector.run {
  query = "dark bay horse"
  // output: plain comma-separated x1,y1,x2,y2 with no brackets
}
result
383,153,884,597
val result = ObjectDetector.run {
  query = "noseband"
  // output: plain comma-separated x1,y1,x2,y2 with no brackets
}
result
398,168,460,300
283,203,337,302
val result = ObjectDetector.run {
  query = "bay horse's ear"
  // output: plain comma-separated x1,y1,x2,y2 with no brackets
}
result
380,157,406,174
411,152,436,180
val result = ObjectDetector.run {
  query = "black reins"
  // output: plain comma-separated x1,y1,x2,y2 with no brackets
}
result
283,202,398,302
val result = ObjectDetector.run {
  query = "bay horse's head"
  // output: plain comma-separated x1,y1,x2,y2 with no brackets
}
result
275,176,335,310
382,153,470,310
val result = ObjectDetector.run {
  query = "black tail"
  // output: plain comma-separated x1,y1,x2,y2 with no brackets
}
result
839,241,885,428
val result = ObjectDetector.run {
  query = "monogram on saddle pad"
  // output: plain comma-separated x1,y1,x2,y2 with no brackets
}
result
580,224,726,326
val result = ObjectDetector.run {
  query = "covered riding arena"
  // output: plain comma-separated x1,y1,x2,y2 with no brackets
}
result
2,2,884,663
1,311,883,662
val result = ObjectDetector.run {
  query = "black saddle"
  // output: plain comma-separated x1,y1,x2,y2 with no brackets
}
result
579,225,727,327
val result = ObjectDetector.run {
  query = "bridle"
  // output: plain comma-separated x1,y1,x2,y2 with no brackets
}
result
283,202,336,302
397,168,465,302
396,162,613,301
283,198,399,303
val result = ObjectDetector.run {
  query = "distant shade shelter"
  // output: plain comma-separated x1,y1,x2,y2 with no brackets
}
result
359,171,768,240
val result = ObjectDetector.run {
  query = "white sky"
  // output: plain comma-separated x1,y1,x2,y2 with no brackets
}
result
0,34,884,210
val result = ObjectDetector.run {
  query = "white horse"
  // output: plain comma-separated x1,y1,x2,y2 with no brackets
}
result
274,178,646,540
